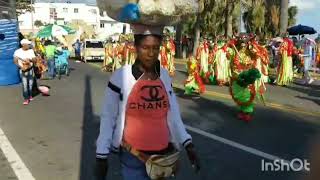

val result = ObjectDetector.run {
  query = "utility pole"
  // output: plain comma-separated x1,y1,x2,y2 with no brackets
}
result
239,0,242,34
31,0,35,35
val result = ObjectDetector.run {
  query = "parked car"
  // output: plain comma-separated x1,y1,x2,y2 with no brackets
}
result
83,39,105,62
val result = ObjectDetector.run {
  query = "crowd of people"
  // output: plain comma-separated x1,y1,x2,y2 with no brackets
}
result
98,32,320,122
186,33,320,121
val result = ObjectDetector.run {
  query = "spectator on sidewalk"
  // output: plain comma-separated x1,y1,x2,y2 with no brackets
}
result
44,40,57,79
13,39,36,105
72,39,82,61
302,38,315,84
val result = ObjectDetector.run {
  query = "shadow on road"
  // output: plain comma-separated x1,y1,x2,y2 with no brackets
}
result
79,75,121,180
285,83,320,106
289,83,320,98
79,75,100,180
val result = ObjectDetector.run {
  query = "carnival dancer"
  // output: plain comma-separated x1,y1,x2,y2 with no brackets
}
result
184,56,206,95
123,36,136,65
102,42,114,72
127,41,136,65
159,42,169,70
249,36,269,99
229,68,261,122
196,38,210,81
213,38,231,85
166,36,176,76
123,40,131,65
112,42,123,71
207,40,217,84
316,40,320,68
276,36,294,86
228,36,263,122
35,38,45,55
229,36,255,75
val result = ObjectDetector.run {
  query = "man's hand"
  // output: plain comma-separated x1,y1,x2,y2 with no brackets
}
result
95,158,108,180
185,143,200,173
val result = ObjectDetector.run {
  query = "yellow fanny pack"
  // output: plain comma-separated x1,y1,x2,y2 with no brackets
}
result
122,142,180,180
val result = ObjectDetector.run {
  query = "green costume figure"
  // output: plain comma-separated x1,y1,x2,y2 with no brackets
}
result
229,68,261,122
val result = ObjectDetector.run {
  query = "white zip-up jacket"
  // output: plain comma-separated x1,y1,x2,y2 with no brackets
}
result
96,61,192,159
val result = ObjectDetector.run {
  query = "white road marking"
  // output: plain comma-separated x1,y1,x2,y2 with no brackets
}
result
186,125,298,166
0,127,36,180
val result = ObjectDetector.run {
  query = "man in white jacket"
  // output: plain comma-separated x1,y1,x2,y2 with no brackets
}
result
95,25,200,180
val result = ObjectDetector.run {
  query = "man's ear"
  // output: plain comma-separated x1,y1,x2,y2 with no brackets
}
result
0,33,5,41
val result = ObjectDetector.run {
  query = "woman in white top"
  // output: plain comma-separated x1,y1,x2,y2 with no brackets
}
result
13,39,36,105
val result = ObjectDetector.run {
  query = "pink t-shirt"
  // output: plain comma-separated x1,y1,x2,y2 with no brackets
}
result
123,79,170,151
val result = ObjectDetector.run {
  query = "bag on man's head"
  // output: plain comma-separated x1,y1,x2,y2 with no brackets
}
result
96,0,199,25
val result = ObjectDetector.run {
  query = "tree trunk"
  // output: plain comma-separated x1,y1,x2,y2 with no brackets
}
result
280,0,289,35
175,23,183,59
225,1,233,37
193,15,201,56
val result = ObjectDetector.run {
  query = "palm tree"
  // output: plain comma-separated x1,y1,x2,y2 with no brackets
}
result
242,0,263,34
175,23,183,58
288,6,298,27
270,5,280,36
225,1,234,37
280,0,289,35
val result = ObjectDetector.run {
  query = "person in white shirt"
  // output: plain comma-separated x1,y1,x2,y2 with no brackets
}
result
302,38,315,85
13,39,37,105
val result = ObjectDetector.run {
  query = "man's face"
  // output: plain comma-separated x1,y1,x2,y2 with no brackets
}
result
22,44,30,50
136,35,161,69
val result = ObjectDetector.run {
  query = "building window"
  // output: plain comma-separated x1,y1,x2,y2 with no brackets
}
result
49,8,56,18
63,8,68,13
50,8,56,14
74,8,79,13
90,9,97,15
100,23,104,28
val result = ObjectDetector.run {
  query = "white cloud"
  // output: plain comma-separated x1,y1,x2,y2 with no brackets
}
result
290,0,320,10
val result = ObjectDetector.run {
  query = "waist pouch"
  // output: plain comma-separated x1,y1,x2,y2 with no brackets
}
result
122,142,180,180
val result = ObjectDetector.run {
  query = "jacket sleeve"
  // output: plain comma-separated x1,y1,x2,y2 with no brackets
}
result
96,73,121,159
166,73,192,148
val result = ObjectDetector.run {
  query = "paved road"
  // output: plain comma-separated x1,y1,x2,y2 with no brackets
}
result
0,60,319,180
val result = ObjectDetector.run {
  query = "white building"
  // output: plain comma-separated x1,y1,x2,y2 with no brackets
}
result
18,2,131,39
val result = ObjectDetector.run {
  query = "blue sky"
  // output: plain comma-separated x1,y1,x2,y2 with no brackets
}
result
290,0,320,38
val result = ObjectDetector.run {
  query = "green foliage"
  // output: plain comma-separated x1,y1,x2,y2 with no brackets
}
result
34,20,44,27
243,0,265,35
288,6,298,27
16,0,33,16
181,0,296,40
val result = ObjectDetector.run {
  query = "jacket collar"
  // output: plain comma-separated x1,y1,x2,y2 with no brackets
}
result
132,59,161,80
